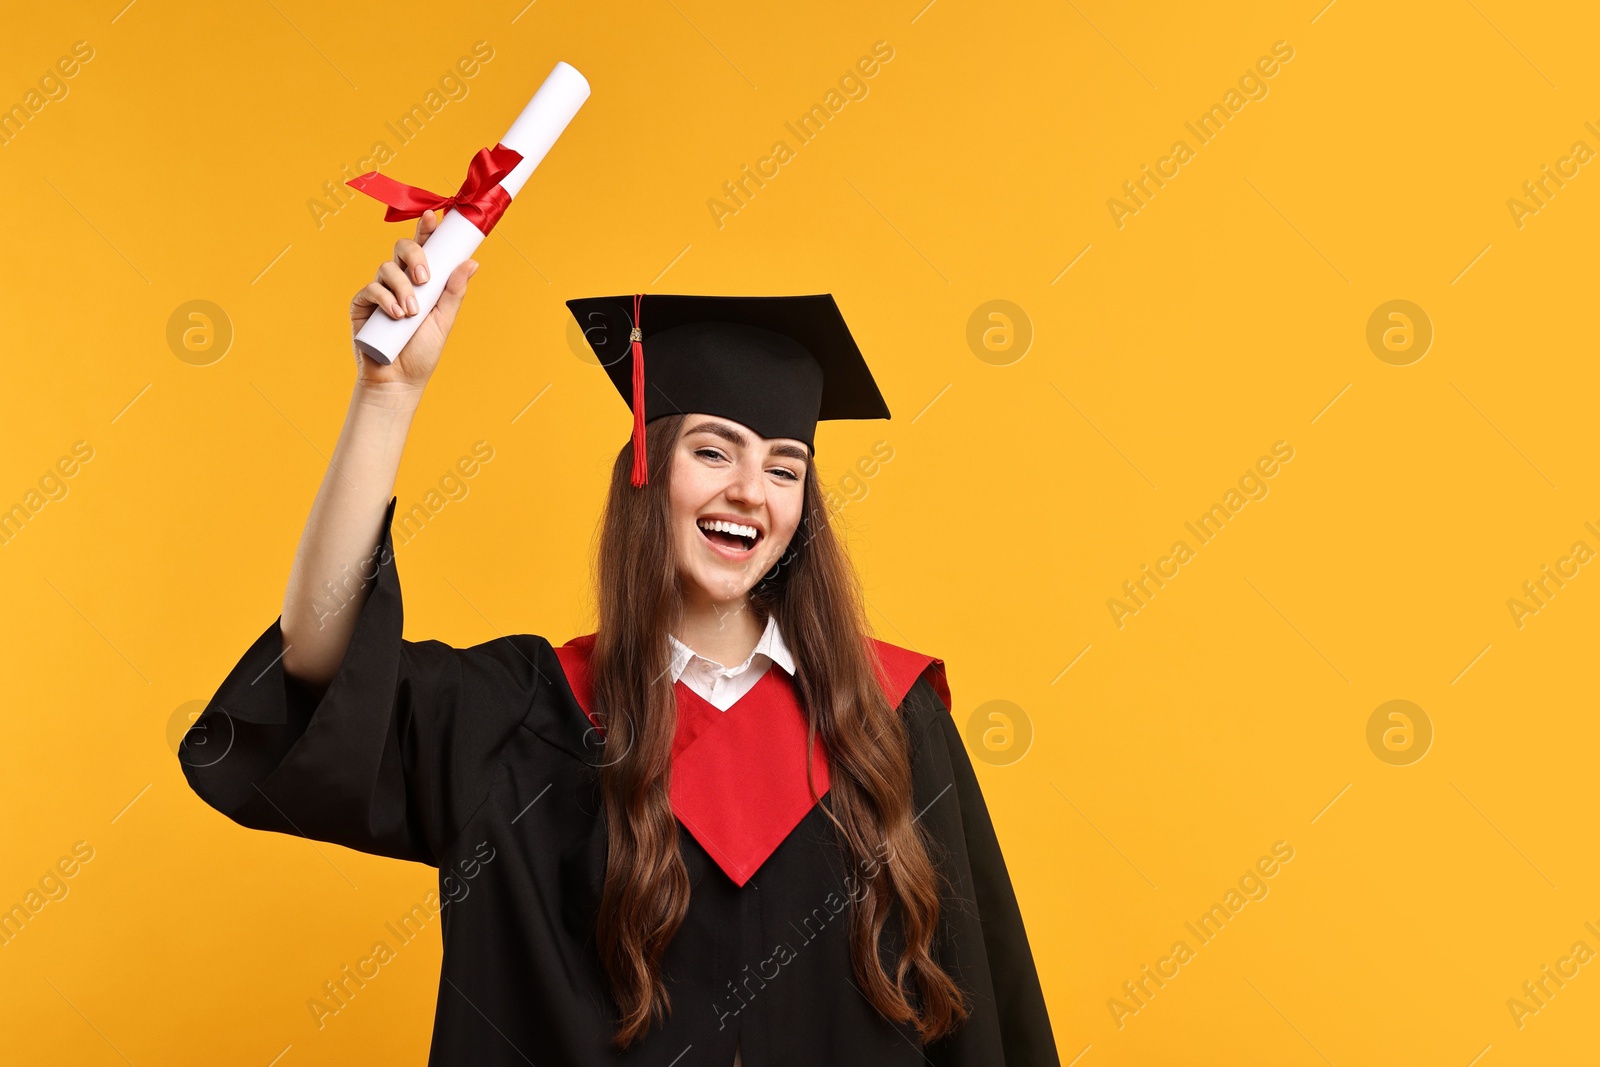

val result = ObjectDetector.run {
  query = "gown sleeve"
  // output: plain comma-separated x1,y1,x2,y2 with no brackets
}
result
177,497,549,868
905,675,1063,1066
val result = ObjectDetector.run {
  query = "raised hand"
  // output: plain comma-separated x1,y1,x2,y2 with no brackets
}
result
349,208,480,393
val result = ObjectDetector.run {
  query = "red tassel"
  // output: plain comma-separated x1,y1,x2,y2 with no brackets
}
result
629,292,648,487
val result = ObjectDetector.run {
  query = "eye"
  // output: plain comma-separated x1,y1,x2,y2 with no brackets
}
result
769,467,800,481
694,447,727,463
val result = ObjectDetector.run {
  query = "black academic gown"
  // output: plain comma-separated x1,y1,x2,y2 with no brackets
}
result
179,498,1060,1066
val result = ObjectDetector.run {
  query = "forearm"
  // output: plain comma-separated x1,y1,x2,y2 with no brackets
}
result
280,381,421,687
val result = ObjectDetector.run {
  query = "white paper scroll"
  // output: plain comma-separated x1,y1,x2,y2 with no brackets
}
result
354,61,590,364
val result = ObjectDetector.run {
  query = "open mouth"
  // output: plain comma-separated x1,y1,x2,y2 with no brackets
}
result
697,517,762,553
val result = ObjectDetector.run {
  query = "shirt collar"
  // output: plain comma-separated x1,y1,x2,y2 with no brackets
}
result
667,613,795,683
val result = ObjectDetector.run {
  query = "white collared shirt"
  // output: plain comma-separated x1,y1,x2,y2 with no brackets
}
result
667,613,795,711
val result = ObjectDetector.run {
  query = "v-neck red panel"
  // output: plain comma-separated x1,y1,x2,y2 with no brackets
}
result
552,633,946,886
669,668,829,885
668,658,782,762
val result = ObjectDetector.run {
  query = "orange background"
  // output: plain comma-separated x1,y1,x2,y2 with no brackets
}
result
3,1,1599,1064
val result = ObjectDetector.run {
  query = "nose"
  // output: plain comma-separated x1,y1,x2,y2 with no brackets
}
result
723,454,765,507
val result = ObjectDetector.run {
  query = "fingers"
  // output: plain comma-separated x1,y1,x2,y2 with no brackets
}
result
428,258,480,337
376,212,444,316
414,208,440,247
393,234,429,289
393,209,432,287
352,280,406,320
376,261,419,315
351,229,470,341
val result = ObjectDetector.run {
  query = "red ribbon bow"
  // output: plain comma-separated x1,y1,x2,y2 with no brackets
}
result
345,143,524,236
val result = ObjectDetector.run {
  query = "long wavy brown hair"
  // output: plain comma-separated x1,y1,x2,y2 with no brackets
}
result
587,412,969,1049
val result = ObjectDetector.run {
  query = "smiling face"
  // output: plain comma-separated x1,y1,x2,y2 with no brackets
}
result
669,414,809,610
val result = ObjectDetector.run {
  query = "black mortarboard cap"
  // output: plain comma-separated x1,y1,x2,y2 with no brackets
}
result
564,293,891,486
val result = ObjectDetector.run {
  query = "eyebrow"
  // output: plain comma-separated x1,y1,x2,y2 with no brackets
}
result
687,420,811,463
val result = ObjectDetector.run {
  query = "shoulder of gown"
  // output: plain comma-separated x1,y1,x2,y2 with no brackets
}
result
177,496,586,869
893,660,1064,1065
868,637,953,715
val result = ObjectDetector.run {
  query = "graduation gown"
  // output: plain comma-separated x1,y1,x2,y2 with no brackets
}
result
179,498,1060,1066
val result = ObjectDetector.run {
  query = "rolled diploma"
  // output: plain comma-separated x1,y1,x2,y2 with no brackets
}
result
354,60,590,364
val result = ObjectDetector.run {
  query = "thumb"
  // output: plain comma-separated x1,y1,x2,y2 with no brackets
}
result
430,258,479,336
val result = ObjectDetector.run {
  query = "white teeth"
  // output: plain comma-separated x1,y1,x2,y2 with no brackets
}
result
698,518,759,540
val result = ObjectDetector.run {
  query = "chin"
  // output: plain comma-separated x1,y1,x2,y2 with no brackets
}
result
677,526,771,602
675,575,748,607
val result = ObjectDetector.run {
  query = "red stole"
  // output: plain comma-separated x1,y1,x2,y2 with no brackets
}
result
552,634,949,886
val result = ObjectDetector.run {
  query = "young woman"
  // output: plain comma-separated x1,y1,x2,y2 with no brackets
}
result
179,209,1059,1065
